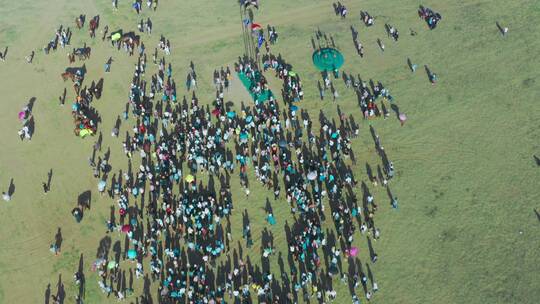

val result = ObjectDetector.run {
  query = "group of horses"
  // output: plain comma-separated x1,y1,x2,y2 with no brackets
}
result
61,66,85,83
68,47,91,63
61,12,143,139
75,14,100,37
115,32,141,50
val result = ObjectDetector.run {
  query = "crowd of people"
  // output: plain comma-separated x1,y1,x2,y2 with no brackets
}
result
75,34,398,301
63,3,405,302
0,1,445,303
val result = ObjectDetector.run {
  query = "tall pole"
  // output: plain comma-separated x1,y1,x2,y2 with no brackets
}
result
239,4,249,59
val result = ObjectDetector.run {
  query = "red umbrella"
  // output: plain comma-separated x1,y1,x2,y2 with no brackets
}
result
348,246,359,257
121,224,131,233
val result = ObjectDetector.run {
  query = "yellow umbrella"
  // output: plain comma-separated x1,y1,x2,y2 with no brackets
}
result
185,175,194,183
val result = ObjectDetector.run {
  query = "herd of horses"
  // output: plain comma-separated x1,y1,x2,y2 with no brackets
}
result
61,66,85,83
64,16,141,80
75,14,99,37
62,12,143,139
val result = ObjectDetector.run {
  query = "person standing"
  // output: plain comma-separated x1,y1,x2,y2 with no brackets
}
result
104,57,113,72
2,192,10,201
26,51,35,63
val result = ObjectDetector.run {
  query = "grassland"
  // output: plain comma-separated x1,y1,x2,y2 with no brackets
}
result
0,0,538,303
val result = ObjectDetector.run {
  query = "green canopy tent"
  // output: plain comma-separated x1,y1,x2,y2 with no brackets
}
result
312,48,344,73
237,71,274,103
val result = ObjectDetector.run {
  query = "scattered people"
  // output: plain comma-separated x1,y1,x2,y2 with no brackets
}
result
25,50,35,63
425,66,438,85
377,38,385,52
496,22,508,36
361,11,374,26
386,24,399,41
2,192,10,202
104,57,113,72
13,2,412,303
0,46,8,61
418,5,442,29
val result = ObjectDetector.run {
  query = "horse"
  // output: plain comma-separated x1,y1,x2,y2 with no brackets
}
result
121,33,141,48
62,66,85,82
67,53,75,64
62,71,76,82
89,16,99,38
75,14,85,29
74,47,91,60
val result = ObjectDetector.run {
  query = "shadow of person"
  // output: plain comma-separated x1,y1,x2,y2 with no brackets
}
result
47,169,53,190
77,253,85,299
95,78,104,99
56,274,65,303
534,209,540,223
45,283,51,304
365,163,374,181
424,65,432,80
242,208,250,229
386,186,394,202
55,227,63,252
407,58,413,71
28,97,37,112
495,22,504,35
366,263,375,286
366,236,377,263
384,24,391,37
346,257,356,295
113,240,122,262
8,178,15,196
78,190,92,210
390,103,400,120
533,155,540,166
96,236,112,259
27,116,35,138
265,197,273,214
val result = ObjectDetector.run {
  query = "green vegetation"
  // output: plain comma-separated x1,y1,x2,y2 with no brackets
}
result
0,0,538,303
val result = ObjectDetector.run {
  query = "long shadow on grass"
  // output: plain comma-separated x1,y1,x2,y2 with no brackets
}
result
77,190,92,210
44,283,51,304
534,209,540,223
8,178,15,196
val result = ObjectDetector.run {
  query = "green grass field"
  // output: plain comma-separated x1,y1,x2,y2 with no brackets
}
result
0,0,539,303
